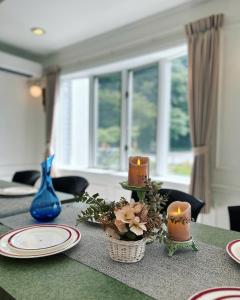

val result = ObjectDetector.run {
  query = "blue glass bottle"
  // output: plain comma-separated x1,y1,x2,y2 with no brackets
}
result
30,155,61,221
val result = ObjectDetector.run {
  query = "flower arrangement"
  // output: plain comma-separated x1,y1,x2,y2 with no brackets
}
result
76,179,168,242
102,198,150,240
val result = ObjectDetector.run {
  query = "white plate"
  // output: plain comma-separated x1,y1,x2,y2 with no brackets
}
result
0,224,81,258
8,225,72,254
226,239,240,264
0,186,37,196
6,225,77,255
189,287,240,300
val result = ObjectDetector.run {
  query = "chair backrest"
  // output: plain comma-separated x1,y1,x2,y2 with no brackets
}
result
12,170,40,186
52,176,89,196
228,206,240,232
0,286,15,300
132,188,205,221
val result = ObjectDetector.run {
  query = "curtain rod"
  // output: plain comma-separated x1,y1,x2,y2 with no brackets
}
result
0,67,32,78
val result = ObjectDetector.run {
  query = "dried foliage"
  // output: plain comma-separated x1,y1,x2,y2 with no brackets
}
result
75,179,168,242
168,216,191,224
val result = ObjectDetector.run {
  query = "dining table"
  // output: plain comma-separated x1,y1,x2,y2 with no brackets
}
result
0,180,74,218
0,202,239,300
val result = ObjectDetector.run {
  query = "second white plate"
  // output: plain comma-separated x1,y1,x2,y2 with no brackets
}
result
9,225,72,251
0,186,37,196
0,224,81,258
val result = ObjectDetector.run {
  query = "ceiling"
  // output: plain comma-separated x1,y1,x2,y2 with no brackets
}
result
0,0,194,56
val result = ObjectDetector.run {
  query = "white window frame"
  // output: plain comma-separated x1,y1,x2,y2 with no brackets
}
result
58,45,188,179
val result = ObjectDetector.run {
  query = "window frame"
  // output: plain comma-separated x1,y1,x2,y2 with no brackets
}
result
127,62,159,173
90,71,123,170
58,46,189,178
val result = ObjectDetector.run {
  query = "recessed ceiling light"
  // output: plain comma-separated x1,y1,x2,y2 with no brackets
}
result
31,27,46,36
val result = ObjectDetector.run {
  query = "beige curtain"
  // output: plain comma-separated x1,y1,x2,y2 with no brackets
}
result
43,66,60,159
185,14,224,212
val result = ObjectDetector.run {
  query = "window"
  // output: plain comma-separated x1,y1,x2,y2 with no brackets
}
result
57,49,192,178
130,64,158,173
95,73,121,170
56,79,72,165
168,56,192,176
56,78,89,168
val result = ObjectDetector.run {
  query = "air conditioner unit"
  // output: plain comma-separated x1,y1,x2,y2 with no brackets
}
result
0,51,42,78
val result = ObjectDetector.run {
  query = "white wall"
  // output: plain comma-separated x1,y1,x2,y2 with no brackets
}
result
205,21,240,228
45,0,240,229
0,70,45,180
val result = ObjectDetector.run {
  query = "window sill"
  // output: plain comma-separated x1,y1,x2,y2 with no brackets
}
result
56,165,190,191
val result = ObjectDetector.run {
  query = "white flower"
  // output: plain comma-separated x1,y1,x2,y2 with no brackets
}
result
129,217,147,236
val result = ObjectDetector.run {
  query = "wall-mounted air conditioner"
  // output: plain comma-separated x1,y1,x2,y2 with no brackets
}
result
0,51,42,78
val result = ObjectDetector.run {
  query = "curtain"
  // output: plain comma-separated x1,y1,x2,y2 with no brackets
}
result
185,14,224,212
43,66,60,159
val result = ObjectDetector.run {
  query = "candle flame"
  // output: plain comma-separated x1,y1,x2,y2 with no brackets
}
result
137,158,141,166
177,207,181,214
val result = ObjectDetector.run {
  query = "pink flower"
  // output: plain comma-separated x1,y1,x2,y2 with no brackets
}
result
130,200,143,214
129,217,147,236
114,205,135,223
114,219,128,233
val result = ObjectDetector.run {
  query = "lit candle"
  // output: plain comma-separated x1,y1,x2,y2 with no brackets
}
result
167,201,191,241
128,156,149,187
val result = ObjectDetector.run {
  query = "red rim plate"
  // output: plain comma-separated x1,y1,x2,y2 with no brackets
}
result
189,287,240,300
0,224,81,258
8,225,72,251
226,240,240,264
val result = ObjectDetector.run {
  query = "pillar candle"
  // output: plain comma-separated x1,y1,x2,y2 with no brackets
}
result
128,156,149,187
167,201,191,241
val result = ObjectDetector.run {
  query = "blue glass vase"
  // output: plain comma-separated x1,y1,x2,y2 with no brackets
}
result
30,155,61,221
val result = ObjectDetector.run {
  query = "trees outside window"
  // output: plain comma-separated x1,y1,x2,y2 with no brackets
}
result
57,52,192,178
95,73,121,170
130,64,158,173
168,56,192,176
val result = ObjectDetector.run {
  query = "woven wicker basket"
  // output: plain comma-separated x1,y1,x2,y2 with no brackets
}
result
106,236,146,263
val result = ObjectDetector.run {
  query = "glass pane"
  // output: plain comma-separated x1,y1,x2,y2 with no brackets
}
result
168,56,192,177
56,79,72,165
56,78,90,167
130,64,158,174
71,78,89,168
96,73,121,170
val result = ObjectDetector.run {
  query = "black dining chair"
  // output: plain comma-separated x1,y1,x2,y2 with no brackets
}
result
12,170,41,186
52,176,89,196
132,188,205,221
228,206,240,232
0,286,15,300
